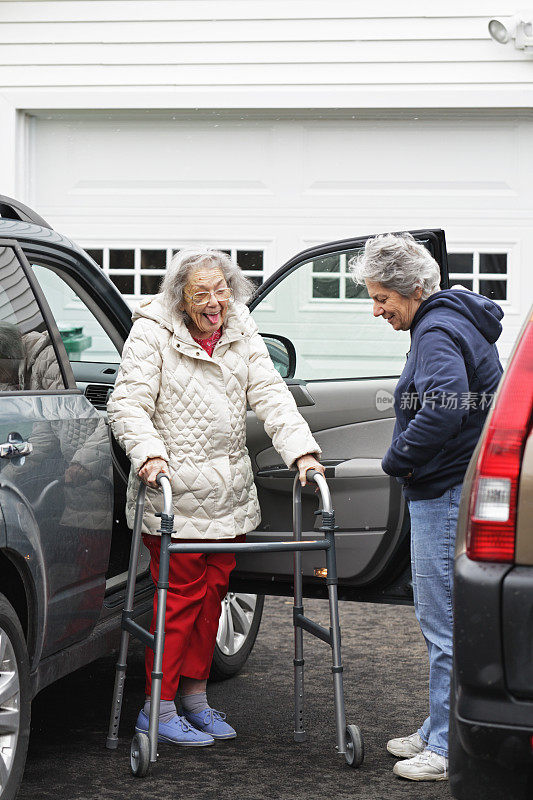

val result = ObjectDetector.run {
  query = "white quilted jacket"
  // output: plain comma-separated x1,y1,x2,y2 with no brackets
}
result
108,295,320,539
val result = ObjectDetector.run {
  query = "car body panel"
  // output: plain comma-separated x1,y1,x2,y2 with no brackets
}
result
0,482,46,669
501,566,533,698
0,393,113,659
451,305,533,796
30,594,153,698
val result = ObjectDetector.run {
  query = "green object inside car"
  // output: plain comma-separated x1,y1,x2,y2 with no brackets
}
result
59,326,92,359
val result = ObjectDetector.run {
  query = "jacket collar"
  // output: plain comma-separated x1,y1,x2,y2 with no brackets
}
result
132,294,251,353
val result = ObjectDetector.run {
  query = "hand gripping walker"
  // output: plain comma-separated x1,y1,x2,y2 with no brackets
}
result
106,470,364,777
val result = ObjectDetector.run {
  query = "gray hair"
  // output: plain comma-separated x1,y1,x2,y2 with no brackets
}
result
160,247,256,322
349,232,441,300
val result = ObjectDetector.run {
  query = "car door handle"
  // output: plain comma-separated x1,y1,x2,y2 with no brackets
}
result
0,432,34,460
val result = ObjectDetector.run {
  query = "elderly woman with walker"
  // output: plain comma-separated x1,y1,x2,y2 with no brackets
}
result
107,248,324,747
351,233,503,782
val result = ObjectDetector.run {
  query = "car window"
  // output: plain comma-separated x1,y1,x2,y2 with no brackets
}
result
0,245,64,391
251,246,409,380
30,263,121,365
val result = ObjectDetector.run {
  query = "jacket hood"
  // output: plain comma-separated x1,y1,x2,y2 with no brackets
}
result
411,288,504,344
132,292,174,330
132,293,253,342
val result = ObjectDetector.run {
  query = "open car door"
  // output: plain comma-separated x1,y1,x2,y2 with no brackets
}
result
233,229,449,602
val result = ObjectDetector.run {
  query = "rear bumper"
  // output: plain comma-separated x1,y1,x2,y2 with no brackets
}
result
453,554,533,761
454,703,533,766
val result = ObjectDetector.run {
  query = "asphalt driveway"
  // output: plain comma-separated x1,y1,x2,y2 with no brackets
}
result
20,597,451,800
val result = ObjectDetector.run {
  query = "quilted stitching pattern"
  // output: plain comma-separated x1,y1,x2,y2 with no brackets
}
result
23,331,64,390
108,295,320,539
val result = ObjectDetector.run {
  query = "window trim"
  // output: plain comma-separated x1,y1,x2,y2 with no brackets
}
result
0,239,72,392
0,389,82,397
19,242,132,341
24,249,127,366
250,229,449,313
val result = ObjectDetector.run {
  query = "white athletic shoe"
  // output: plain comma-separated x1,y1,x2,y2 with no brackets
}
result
393,750,448,781
386,731,426,758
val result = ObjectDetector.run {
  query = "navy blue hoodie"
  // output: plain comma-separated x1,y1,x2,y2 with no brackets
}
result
381,289,503,500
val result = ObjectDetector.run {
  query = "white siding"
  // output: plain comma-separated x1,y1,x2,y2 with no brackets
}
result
0,1,530,102
1,1,531,359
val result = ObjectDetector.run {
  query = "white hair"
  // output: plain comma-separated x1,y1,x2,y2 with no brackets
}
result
160,247,256,322
349,232,441,300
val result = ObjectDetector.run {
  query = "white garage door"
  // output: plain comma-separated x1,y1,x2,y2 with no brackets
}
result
26,110,533,357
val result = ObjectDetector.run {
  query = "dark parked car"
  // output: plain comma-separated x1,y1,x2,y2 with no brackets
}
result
451,306,533,799
0,194,450,799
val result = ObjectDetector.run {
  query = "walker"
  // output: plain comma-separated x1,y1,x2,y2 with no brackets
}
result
106,470,364,777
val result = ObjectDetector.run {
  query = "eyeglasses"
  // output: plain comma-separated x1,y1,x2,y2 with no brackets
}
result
185,287,232,306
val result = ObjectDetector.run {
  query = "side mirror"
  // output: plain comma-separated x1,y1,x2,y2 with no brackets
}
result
260,333,296,379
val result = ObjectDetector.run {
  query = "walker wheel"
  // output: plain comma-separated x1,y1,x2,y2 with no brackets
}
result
345,724,364,768
130,732,151,777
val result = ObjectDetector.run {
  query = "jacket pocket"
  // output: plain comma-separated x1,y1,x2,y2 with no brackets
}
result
171,458,215,512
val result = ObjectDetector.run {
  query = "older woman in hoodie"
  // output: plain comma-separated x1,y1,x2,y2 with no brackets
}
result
351,233,503,783
108,248,323,747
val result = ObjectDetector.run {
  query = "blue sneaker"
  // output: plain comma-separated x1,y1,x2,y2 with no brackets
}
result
183,708,237,740
135,710,214,746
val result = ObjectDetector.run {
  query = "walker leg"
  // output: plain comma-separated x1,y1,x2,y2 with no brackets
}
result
326,533,348,755
293,476,306,742
106,483,147,749
294,623,306,742
106,629,131,749
328,583,347,754
148,531,171,763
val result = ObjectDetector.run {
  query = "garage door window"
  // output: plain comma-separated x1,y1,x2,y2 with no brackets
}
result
311,252,367,301
85,246,265,300
448,251,508,301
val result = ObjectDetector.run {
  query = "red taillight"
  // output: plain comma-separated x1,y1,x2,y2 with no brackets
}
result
467,316,533,562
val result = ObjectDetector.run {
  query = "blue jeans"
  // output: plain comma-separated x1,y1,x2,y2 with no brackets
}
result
407,483,462,759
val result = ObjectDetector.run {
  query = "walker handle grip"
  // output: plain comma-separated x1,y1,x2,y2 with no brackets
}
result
155,472,173,518
156,471,169,486
303,469,333,514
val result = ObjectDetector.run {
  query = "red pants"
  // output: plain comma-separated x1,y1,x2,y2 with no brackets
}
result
142,534,245,700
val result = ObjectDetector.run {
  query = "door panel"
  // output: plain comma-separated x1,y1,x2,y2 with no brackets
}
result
241,378,404,585
0,394,113,656
0,242,113,656
237,230,447,593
